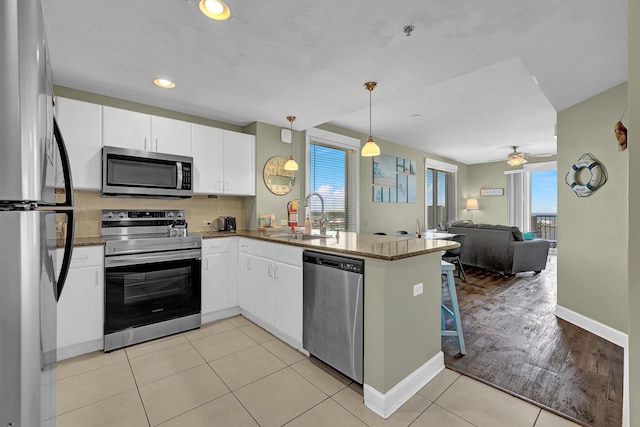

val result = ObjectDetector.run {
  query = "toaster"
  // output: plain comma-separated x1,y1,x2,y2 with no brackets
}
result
216,216,237,232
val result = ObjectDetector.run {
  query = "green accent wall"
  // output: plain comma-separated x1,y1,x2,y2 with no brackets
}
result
557,83,628,333
363,252,442,392
627,0,639,423
316,123,468,235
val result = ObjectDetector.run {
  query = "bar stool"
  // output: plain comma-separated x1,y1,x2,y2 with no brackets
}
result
441,260,466,354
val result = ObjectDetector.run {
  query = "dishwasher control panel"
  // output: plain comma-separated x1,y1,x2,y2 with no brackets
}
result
303,251,364,275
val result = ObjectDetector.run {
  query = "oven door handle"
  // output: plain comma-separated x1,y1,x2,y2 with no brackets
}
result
105,249,201,268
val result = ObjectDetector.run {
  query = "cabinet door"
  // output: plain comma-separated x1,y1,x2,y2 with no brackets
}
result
56,246,104,353
201,238,238,314
191,124,224,194
57,266,104,350
54,97,102,190
201,253,234,314
274,261,303,343
151,116,192,156
238,252,252,312
251,255,275,326
222,130,255,195
102,106,150,151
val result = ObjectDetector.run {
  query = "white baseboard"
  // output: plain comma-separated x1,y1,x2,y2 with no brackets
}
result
363,351,445,419
555,305,626,347
555,305,629,427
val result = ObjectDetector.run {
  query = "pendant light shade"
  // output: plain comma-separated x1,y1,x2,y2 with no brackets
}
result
362,81,381,157
284,116,298,171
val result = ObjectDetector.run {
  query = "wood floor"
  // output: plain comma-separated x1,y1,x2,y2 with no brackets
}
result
441,254,624,427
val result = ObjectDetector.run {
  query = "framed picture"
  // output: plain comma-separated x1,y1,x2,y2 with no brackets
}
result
389,187,397,203
480,188,504,197
373,186,383,202
408,175,416,203
373,154,397,186
382,187,390,202
397,174,408,203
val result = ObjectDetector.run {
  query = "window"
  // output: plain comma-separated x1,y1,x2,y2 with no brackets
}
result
306,128,360,232
505,161,557,238
425,159,457,230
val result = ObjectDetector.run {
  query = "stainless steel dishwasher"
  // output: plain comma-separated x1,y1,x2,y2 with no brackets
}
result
303,250,364,384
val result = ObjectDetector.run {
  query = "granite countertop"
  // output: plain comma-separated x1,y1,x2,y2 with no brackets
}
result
196,229,458,261
62,230,458,261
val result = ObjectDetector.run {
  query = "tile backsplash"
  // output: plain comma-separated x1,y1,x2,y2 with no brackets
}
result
72,191,246,237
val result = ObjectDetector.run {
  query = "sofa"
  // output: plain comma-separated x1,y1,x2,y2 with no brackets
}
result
446,223,550,275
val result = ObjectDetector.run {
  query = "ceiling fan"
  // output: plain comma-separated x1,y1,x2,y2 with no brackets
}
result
506,146,527,166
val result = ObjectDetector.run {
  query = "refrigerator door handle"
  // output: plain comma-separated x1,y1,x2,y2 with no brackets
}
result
53,117,74,208
54,209,74,301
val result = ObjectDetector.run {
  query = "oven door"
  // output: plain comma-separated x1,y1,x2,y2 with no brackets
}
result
104,249,201,335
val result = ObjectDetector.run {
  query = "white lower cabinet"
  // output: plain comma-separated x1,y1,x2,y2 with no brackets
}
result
56,246,104,360
274,261,303,343
240,239,303,346
201,237,238,321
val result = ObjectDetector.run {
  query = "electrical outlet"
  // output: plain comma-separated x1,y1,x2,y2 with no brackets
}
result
413,283,423,296
202,220,212,227
280,219,288,226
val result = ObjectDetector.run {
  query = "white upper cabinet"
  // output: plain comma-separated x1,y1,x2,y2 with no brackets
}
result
192,125,255,196
222,130,255,196
54,97,102,190
102,106,191,156
191,124,224,194
102,106,150,151
151,116,192,157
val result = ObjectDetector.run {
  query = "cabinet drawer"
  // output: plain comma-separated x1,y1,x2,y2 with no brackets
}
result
202,237,237,255
56,246,104,271
252,239,274,258
238,238,253,254
274,244,303,267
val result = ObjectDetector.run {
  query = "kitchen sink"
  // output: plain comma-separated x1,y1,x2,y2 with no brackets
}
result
270,233,331,241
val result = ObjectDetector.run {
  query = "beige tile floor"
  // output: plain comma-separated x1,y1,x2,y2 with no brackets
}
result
56,315,581,427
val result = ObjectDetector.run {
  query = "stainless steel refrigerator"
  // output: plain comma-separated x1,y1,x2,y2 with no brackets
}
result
1,0,75,425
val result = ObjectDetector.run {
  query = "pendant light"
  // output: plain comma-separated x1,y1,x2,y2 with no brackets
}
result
361,81,381,157
284,116,298,171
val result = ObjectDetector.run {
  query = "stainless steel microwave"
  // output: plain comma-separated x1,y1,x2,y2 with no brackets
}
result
102,146,193,198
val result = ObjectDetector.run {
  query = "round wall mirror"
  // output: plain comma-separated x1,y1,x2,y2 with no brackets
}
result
263,156,296,195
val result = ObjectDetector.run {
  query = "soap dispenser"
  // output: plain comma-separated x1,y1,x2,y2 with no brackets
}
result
304,214,311,235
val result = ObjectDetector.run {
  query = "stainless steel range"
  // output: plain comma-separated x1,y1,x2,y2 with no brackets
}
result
102,209,202,351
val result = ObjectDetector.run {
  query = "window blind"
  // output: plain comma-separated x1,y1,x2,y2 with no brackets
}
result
308,142,357,232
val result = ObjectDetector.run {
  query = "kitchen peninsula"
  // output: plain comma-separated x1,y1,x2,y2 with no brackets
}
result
60,228,456,419
201,230,458,418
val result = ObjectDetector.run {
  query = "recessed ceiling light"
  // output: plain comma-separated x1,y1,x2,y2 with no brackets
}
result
410,114,421,118
199,0,231,20
153,78,175,89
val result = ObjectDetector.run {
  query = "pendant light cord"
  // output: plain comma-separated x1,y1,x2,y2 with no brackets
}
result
369,87,372,137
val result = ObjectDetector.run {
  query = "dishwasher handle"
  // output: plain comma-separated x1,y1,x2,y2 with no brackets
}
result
319,259,341,268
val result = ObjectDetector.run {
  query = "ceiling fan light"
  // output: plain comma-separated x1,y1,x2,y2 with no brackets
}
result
507,155,527,167
284,155,298,171
199,0,231,20
361,136,381,157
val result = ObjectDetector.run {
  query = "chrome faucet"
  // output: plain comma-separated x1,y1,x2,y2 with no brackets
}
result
304,192,328,235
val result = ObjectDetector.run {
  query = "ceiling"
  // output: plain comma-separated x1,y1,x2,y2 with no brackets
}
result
41,0,628,165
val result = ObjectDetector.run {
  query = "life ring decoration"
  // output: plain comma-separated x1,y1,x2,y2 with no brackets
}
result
564,153,607,198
